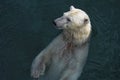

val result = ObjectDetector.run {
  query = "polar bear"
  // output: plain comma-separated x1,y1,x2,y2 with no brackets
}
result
31,6,91,80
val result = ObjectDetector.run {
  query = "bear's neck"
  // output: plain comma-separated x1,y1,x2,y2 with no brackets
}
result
62,25,91,46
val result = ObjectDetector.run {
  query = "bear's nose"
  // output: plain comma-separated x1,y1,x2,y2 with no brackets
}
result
53,21,56,26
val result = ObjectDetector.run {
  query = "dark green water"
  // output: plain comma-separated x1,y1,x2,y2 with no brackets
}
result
0,0,120,80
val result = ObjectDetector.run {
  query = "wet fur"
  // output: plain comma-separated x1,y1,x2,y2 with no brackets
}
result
31,6,91,80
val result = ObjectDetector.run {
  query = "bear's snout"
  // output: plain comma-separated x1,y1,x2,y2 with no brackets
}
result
53,20,63,29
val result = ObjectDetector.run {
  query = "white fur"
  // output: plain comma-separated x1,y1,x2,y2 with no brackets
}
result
31,6,91,80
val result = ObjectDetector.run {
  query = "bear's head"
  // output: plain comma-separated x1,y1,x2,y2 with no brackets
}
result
53,6,91,31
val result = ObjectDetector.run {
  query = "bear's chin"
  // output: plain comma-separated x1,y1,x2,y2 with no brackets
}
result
56,27,63,29
53,25,64,30
53,23,63,30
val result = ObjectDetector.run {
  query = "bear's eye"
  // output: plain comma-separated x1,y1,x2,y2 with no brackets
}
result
84,18,88,23
67,18,71,22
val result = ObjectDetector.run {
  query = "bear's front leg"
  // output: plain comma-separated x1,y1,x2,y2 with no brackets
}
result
31,57,46,78
31,34,64,79
31,49,51,78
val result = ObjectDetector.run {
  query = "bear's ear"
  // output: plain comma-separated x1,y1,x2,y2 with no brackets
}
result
70,5,75,10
